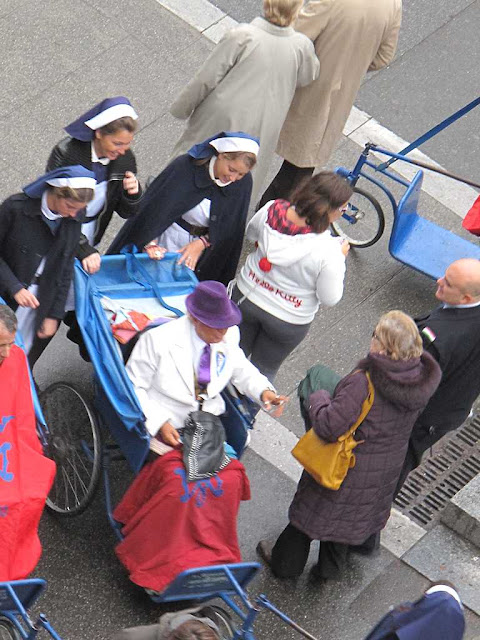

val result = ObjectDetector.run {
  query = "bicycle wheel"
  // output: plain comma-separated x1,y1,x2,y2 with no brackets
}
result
0,617,21,640
203,605,235,640
40,383,102,516
331,186,385,247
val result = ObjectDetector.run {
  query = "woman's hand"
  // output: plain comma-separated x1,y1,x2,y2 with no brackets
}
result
123,171,139,195
37,317,59,340
177,239,205,270
14,288,40,308
81,252,101,274
159,421,182,447
261,390,288,418
340,239,350,257
145,244,167,261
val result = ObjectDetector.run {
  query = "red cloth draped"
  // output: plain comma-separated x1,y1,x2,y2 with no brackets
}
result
0,345,56,580
114,450,250,592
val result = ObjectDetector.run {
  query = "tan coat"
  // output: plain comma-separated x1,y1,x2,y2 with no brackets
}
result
170,17,319,203
276,0,402,168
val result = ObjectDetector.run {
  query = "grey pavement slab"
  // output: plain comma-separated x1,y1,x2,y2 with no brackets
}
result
442,474,480,549
0,0,129,117
84,0,205,55
357,0,480,184
404,524,480,615
209,0,261,24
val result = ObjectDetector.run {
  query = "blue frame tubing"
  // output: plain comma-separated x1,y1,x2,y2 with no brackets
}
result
0,580,62,640
149,564,319,640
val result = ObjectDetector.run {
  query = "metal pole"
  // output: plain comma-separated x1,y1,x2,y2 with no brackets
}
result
378,96,480,170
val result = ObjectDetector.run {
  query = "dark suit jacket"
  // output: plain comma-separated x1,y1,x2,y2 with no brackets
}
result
416,304,480,431
107,154,253,285
0,194,83,327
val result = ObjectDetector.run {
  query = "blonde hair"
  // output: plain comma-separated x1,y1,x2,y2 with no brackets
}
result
263,0,303,27
374,310,423,361
49,185,94,204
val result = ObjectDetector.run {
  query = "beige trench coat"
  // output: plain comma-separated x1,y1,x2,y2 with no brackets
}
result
276,0,402,168
170,17,319,203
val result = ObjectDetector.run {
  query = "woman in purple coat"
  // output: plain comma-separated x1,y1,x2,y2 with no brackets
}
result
258,311,441,580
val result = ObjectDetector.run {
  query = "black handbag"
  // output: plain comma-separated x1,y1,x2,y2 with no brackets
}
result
182,410,230,482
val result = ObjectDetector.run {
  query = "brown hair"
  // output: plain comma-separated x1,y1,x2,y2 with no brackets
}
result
373,310,423,361
289,171,353,233
49,185,95,204
263,0,303,26
167,620,220,640
195,151,257,170
97,116,137,136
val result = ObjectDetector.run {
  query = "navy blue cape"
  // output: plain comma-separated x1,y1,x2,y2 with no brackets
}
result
108,154,252,285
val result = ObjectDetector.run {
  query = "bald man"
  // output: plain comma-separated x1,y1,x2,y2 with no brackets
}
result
396,259,480,491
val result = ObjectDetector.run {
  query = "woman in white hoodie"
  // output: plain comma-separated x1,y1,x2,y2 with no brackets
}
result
233,172,352,381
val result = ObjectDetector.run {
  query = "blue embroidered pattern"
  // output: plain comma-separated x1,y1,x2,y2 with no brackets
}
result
0,415,14,482
0,416,13,433
175,468,224,507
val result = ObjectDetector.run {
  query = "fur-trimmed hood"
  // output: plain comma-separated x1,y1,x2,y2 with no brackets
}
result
357,351,441,411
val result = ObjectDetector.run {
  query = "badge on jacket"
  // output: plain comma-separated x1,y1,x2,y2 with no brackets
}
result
216,351,226,375
421,326,436,344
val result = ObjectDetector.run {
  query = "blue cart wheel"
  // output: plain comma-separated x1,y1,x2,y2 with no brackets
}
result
0,617,21,640
331,186,385,248
40,383,102,517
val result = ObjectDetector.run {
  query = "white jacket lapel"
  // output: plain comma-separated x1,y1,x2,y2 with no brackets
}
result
170,318,195,393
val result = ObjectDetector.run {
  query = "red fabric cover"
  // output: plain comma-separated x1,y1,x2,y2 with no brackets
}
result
0,345,56,580
462,195,480,235
114,450,250,592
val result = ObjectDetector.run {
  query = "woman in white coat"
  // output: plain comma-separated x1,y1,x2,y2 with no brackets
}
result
169,0,319,205
233,172,352,382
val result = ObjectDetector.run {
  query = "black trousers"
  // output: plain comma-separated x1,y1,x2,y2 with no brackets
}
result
271,523,348,579
258,160,315,209
394,422,455,498
28,334,54,371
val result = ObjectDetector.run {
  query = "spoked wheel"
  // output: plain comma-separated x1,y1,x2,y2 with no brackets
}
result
0,617,21,640
40,383,101,516
331,186,385,247
205,605,235,639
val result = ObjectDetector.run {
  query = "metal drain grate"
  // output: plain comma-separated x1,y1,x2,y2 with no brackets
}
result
394,416,480,529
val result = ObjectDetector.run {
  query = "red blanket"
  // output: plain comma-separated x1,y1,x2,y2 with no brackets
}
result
114,450,250,592
0,346,56,580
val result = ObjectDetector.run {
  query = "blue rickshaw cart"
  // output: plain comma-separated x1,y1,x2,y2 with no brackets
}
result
35,253,321,639
39,252,257,519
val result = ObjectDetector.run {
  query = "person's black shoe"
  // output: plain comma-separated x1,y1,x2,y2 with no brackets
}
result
256,540,273,566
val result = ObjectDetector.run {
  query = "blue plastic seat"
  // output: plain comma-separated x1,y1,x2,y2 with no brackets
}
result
389,170,480,280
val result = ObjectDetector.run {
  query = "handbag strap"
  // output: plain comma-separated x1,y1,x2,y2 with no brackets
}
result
337,370,374,442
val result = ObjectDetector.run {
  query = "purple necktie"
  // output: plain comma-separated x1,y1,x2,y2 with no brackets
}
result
197,344,211,388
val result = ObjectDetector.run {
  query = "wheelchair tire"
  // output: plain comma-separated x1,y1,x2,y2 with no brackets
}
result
0,617,21,640
205,605,235,639
331,186,385,248
40,383,102,517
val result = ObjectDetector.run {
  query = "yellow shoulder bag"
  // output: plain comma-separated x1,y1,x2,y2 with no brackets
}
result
291,371,374,490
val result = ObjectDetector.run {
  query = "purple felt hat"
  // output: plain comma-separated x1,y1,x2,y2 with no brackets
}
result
185,281,242,329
